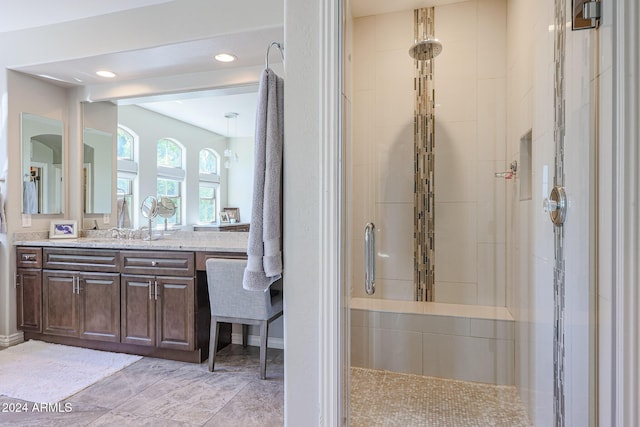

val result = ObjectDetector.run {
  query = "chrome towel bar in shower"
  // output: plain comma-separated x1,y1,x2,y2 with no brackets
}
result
364,222,376,295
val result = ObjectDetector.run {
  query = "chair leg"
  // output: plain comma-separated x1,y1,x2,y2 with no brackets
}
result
242,324,248,348
259,320,269,380
208,317,220,372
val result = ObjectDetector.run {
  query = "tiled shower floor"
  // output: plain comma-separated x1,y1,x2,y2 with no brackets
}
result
350,367,532,427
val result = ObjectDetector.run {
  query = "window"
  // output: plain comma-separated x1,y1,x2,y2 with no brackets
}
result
199,149,220,223
157,138,183,168
157,138,185,226
199,148,219,175
199,183,217,223
157,178,182,225
117,126,138,225
117,127,135,161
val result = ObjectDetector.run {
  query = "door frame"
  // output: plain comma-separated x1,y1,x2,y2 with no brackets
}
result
317,0,640,425
611,0,640,425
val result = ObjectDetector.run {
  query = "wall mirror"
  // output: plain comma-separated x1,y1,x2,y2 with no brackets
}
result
82,101,115,216
114,85,258,229
21,113,64,215
83,128,113,214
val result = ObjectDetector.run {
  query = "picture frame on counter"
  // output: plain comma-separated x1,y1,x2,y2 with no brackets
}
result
49,220,78,239
222,207,240,223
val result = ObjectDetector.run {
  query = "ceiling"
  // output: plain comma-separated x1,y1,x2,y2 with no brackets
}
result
13,25,282,137
3,1,461,137
4,1,281,137
350,0,467,17
0,0,174,33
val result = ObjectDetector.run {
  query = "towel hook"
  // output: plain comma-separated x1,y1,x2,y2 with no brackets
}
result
265,41,284,69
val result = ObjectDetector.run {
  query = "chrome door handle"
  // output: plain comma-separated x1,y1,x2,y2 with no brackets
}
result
154,280,158,300
543,185,567,226
364,223,376,295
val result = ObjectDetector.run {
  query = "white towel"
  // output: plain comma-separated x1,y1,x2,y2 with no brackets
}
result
0,189,6,233
117,197,131,228
243,68,284,291
23,181,37,214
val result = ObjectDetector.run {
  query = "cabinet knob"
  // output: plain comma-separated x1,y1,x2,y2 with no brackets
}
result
21,254,36,262
151,261,158,266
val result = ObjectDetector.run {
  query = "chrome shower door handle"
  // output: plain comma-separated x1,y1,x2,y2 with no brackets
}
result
364,223,376,295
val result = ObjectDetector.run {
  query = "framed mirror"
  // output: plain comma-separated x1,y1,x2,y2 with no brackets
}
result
83,128,113,214
82,101,116,217
21,113,64,215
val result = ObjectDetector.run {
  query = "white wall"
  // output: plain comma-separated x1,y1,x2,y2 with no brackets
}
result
283,0,323,422
349,1,508,306
0,0,283,352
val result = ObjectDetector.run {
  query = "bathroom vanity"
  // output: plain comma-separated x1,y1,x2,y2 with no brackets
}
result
14,232,248,363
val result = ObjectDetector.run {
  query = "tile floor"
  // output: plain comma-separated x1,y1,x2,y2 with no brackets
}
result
350,367,532,427
1,345,532,426
0,344,284,426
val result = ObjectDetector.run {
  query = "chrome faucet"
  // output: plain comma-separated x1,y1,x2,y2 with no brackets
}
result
108,227,120,239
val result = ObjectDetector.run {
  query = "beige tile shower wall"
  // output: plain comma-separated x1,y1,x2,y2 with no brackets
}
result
351,308,515,385
351,11,416,300
433,0,507,305
351,2,507,304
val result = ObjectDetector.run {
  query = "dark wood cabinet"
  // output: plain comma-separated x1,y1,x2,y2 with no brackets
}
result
121,274,155,347
16,268,42,332
79,272,120,342
43,270,79,337
41,247,121,342
121,258,195,350
16,247,43,333
156,276,195,351
16,245,236,363
42,270,120,342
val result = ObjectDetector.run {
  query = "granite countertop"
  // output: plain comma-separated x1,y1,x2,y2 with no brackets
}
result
14,230,249,253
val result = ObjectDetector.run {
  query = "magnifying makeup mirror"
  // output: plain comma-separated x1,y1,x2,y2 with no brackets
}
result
157,197,176,231
141,195,158,240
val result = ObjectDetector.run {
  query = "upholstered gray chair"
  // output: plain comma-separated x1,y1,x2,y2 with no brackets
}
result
206,258,283,379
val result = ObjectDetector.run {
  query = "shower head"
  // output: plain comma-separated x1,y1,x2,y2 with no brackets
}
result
409,38,443,61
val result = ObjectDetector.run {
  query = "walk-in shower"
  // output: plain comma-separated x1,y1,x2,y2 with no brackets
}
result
349,1,514,385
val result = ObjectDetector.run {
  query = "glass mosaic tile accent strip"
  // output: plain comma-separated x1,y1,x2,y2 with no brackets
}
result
350,367,532,426
414,7,436,302
553,0,567,425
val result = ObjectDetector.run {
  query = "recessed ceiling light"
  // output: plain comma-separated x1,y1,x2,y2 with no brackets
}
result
96,70,117,78
214,53,237,63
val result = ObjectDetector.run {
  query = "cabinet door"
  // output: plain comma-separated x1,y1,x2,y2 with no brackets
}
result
121,274,155,347
79,272,120,342
16,269,42,332
156,276,195,351
43,270,79,337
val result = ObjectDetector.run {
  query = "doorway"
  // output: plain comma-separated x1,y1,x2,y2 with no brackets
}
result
342,0,597,425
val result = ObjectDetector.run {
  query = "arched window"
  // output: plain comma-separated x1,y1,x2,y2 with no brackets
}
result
116,125,138,225
117,127,135,161
199,148,219,175
157,138,183,168
157,138,185,226
198,149,220,223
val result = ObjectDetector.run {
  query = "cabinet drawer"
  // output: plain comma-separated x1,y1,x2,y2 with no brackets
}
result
121,251,194,276
16,247,42,268
43,248,119,272
195,251,247,271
